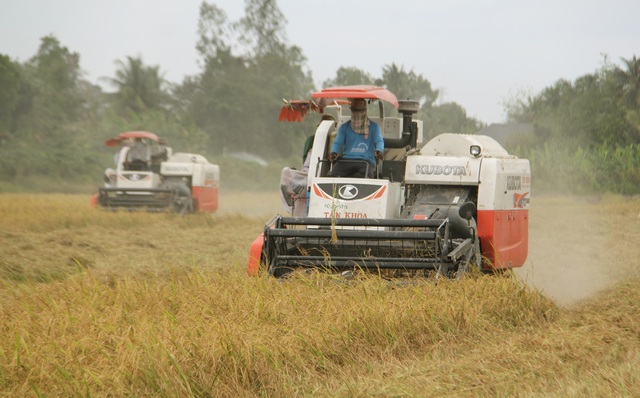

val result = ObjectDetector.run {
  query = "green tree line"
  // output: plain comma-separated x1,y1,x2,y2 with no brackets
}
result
0,0,482,193
0,0,638,194
506,55,640,194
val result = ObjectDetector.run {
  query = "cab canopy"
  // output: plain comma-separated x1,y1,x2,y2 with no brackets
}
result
278,85,398,122
312,85,399,108
105,131,160,147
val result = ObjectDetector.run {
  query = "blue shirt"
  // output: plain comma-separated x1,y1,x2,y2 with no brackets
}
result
331,120,384,166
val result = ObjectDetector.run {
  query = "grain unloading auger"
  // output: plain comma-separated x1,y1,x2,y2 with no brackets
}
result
248,85,531,278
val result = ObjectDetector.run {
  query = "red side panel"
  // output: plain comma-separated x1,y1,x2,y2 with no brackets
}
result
477,209,529,269
90,193,98,208
248,234,264,276
192,186,218,212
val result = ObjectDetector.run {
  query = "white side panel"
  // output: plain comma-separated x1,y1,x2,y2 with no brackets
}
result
168,153,210,164
385,182,403,218
207,164,220,181
190,164,220,187
404,156,481,185
161,162,196,176
115,146,130,172
478,158,531,211
307,120,333,181
477,159,498,210
421,133,510,157
376,117,424,147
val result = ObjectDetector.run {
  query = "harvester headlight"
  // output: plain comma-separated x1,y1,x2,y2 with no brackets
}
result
470,145,481,157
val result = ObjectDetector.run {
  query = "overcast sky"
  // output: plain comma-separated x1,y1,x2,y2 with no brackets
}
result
1,0,639,124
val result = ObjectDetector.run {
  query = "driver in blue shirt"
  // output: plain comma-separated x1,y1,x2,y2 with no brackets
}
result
328,98,384,178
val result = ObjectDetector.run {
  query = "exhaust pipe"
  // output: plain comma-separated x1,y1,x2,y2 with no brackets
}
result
384,99,420,149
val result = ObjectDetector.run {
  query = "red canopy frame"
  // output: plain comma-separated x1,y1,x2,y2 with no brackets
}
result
278,85,399,122
311,85,399,108
104,131,160,147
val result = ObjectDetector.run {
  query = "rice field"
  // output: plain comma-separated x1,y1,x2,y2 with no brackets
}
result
0,192,638,397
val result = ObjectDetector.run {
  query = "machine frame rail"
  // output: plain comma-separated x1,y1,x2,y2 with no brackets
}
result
97,187,176,211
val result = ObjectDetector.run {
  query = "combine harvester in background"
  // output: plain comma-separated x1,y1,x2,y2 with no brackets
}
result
91,131,220,214
248,85,531,279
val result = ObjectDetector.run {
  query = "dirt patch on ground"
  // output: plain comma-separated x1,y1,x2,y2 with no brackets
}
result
515,195,640,307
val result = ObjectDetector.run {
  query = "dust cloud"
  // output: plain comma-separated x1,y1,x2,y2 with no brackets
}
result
218,190,283,219
514,196,622,307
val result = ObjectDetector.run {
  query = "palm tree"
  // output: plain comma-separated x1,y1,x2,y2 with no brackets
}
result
614,55,640,110
376,63,438,108
103,56,167,115
322,66,374,88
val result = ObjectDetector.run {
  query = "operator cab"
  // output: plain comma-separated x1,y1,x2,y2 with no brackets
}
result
312,99,423,182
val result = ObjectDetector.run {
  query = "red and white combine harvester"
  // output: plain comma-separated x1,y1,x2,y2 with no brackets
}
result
249,86,530,278
91,131,220,214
